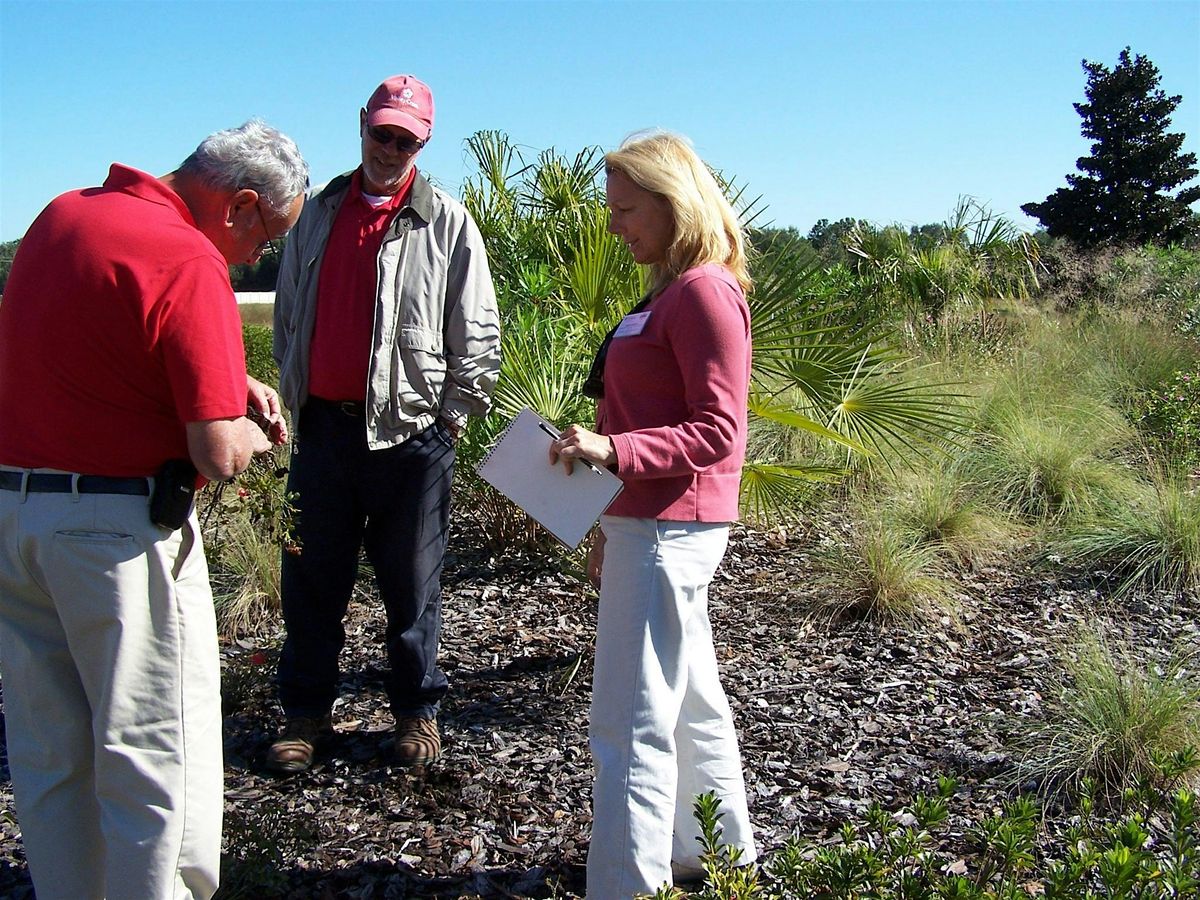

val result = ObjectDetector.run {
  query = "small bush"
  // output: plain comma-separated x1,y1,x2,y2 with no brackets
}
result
1013,624,1200,803
672,766,1200,898
1138,370,1200,471
242,323,278,386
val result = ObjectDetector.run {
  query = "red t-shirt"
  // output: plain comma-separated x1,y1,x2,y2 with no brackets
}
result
307,167,415,402
0,164,248,476
598,264,751,522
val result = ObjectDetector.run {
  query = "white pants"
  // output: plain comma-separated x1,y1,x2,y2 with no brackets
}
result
587,516,755,899
0,479,222,900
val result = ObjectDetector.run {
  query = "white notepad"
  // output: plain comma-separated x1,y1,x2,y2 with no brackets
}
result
477,407,624,549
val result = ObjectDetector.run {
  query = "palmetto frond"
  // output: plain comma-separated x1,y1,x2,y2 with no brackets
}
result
493,305,593,426
561,204,641,334
828,350,970,464
740,461,845,526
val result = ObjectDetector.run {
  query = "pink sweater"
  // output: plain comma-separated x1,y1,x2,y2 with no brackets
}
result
597,264,751,522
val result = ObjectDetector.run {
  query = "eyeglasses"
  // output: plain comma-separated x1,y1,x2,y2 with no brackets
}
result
366,125,425,154
254,201,280,258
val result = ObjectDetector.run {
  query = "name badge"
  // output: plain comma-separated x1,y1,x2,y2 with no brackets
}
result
614,311,651,338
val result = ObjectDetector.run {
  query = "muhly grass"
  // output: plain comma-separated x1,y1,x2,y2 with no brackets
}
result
878,465,1018,568
961,405,1140,525
1072,310,1200,413
813,515,961,629
1013,623,1200,803
212,515,283,640
1048,471,1200,597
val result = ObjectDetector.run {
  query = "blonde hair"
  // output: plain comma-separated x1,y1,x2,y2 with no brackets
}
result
605,130,750,295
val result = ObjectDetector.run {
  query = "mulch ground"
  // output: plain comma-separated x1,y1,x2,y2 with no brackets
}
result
1,513,1196,898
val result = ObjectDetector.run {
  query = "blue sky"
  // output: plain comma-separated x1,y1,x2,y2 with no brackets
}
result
1,0,1197,242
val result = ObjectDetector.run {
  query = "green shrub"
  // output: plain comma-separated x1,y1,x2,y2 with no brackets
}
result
217,802,315,899
1138,370,1200,470
242,322,278,386
670,765,1200,898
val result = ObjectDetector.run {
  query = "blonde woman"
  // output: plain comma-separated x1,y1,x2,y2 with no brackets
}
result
549,131,757,897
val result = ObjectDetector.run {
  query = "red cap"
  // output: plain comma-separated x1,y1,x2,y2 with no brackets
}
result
365,75,434,141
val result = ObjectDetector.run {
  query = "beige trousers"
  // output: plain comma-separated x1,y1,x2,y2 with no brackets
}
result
0,479,222,900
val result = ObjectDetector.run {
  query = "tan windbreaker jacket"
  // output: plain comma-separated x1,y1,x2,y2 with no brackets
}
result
273,169,501,448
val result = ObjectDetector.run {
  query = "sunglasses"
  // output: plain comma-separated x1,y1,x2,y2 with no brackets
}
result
366,125,425,153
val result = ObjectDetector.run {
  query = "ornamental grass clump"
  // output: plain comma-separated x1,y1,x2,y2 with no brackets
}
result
879,466,1017,569
1048,471,1200,597
200,455,298,639
1013,624,1200,804
962,407,1137,526
813,514,960,629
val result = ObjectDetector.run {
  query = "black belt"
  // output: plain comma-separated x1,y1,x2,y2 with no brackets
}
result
0,472,151,496
309,397,366,417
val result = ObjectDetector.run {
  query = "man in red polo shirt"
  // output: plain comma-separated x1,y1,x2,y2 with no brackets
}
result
270,75,500,773
0,120,307,900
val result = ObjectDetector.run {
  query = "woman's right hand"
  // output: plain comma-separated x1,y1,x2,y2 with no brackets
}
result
588,529,606,590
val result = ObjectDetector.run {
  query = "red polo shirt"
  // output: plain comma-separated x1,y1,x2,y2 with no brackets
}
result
307,166,416,402
0,164,248,476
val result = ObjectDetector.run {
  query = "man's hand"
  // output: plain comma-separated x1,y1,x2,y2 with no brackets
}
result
246,375,289,445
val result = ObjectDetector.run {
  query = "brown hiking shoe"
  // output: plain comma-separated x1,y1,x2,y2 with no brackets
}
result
394,716,441,767
265,715,333,774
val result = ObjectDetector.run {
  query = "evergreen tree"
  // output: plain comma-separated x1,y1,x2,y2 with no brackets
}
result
1022,48,1200,247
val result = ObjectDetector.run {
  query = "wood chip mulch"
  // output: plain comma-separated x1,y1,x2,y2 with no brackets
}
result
1,515,1197,898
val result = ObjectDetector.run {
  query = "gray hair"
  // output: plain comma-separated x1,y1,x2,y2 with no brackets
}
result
178,118,309,215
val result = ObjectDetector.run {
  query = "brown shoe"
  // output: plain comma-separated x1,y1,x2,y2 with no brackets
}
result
265,715,333,774
394,716,441,767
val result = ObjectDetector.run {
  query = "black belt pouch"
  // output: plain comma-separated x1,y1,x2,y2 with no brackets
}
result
150,459,198,529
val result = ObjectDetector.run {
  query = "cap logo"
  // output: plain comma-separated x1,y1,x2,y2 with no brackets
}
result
390,88,419,110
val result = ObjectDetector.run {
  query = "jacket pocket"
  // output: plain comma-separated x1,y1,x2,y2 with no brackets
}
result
394,325,446,413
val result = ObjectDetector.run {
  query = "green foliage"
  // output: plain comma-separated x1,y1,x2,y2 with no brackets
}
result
217,802,316,899
879,466,1018,569
229,247,282,291
1022,48,1200,247
813,511,961,628
673,768,1200,898
1138,369,1200,470
963,409,1136,525
455,132,970,536
0,239,19,294
1014,624,1200,803
649,792,765,899
1038,241,1200,327
845,198,1041,326
242,323,278,386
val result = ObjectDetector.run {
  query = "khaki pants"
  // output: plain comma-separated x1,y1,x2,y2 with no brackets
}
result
0,478,222,900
